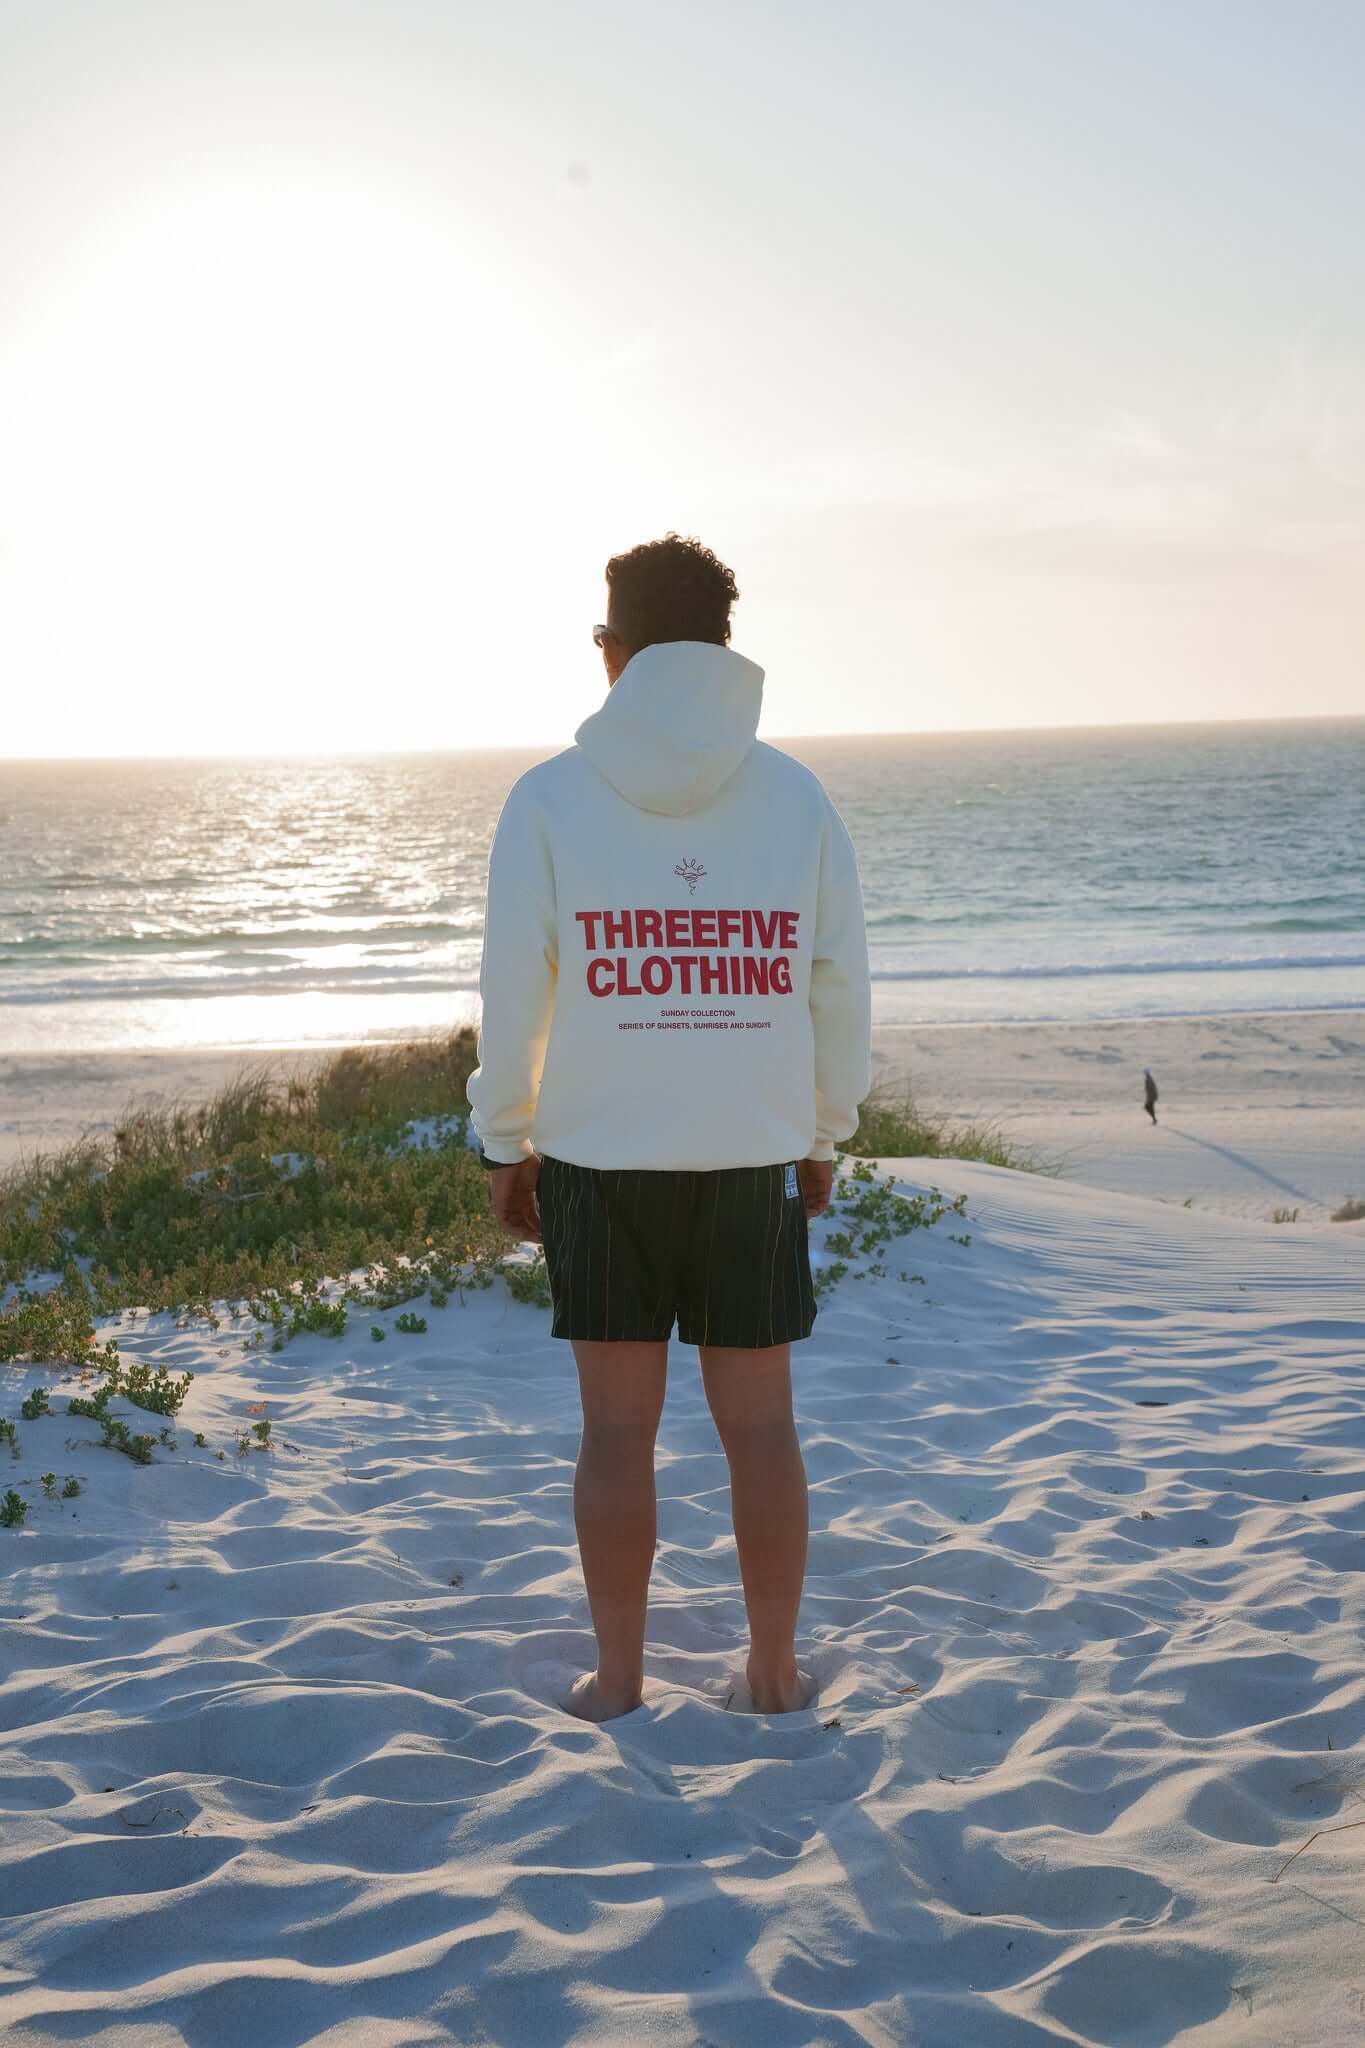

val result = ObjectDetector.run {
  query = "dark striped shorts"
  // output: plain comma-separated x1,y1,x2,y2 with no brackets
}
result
535,1154,818,1348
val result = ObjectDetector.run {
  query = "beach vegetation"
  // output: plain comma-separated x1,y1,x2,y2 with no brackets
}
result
814,1160,970,1298
66,1383,115,1421
95,1415,157,1463
1,1490,28,1527
502,1256,554,1309
1271,1207,1301,1223
63,1359,192,1420
0,1272,122,1373
841,1076,1052,1173
0,1030,1015,1377
1331,1196,1365,1222
0,1028,506,1355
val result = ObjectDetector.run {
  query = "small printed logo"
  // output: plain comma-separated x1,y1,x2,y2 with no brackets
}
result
674,857,706,895
784,1163,799,1200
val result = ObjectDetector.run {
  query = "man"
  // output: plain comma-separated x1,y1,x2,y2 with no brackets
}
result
1143,1068,1159,1125
466,532,872,1724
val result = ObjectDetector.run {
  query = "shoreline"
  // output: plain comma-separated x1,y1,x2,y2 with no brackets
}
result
877,998,1365,1029
2,1007,1363,1222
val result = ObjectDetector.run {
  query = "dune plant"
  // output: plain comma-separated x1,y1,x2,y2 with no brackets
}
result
840,1075,1051,1173
815,1158,970,1297
0,1029,1035,1367
501,1256,553,1309
0,1029,506,1352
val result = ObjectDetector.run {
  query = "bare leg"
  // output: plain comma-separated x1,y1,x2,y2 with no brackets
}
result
561,1337,668,1723
699,1341,816,1713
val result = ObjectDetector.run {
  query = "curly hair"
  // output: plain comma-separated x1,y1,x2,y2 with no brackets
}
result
605,532,740,653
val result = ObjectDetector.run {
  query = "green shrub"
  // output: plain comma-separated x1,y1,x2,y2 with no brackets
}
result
97,1415,156,1463
67,1383,115,1420
813,1159,969,1298
0,1271,122,1373
500,1253,553,1309
0,1029,506,1351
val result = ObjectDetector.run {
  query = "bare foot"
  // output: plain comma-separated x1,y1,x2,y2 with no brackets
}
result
560,1671,644,1723
746,1661,818,1714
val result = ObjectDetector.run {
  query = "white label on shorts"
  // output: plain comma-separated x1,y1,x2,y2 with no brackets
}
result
784,1163,799,1199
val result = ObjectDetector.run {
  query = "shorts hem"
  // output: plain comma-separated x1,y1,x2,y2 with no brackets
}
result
549,1319,818,1345
676,1325,817,1349
549,1322,676,1343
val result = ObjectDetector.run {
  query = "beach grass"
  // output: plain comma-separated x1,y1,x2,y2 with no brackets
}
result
0,1031,1045,1361
0,1027,506,1331
840,1073,1054,1175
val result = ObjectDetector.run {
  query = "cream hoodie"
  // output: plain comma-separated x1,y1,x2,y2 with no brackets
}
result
465,640,872,1170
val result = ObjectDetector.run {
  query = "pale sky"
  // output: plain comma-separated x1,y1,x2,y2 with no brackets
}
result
3,0,1362,758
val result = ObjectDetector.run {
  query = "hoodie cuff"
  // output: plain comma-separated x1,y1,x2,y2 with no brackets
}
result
806,1137,836,1163
477,1139,535,1167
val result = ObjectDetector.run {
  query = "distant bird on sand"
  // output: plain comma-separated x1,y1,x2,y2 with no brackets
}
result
1143,1069,1159,1125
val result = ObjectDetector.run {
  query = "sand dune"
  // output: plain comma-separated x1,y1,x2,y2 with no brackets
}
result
3,1160,1365,2045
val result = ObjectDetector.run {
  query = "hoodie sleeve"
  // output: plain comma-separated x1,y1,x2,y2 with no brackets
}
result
807,794,873,1162
465,778,559,1164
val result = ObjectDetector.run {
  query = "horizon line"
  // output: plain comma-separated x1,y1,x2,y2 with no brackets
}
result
4,706,1364,766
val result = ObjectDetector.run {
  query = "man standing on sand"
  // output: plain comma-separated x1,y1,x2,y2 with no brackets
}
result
1144,1068,1159,1124
466,533,872,1725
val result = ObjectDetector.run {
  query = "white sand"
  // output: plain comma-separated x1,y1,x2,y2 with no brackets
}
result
3,1156,1365,2044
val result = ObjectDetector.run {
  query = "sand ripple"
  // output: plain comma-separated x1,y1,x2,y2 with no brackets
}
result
3,1161,1364,2044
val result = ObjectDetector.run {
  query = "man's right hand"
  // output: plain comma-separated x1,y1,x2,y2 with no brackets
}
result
487,1156,543,1245
798,1157,835,1218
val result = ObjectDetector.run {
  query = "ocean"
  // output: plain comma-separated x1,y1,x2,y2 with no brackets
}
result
2,718,1362,1056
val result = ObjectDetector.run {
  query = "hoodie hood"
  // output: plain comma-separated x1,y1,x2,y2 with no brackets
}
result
573,640,765,817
